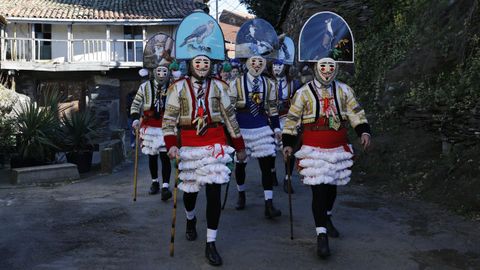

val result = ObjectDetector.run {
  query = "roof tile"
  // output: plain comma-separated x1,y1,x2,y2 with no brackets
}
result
0,0,202,20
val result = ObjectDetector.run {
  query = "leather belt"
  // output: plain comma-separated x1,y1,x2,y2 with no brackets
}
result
180,123,222,130
303,122,346,131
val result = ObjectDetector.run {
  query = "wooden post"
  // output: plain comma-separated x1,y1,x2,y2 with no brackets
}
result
142,26,146,52
13,23,16,61
106,25,111,62
0,26,4,61
31,23,36,61
67,24,72,62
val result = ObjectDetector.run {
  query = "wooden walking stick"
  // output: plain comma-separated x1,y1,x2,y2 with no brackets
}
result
169,158,180,257
286,154,294,240
133,128,139,202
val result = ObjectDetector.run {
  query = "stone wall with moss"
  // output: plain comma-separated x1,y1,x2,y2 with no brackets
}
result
280,0,480,216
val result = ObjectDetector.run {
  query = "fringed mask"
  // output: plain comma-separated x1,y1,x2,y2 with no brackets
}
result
314,57,338,86
191,55,211,80
246,56,266,77
154,66,170,85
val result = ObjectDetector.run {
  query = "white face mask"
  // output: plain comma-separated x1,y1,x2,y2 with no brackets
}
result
154,66,170,85
246,56,266,77
314,57,338,86
272,63,285,77
191,55,211,80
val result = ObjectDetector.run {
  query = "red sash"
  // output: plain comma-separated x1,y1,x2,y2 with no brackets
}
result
142,110,162,128
180,126,227,147
303,127,351,153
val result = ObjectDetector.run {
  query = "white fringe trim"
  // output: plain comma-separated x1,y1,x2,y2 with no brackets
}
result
295,145,353,163
179,145,234,160
240,126,276,158
140,127,166,155
141,146,167,155
178,144,234,187
296,145,353,186
178,181,201,193
240,126,273,140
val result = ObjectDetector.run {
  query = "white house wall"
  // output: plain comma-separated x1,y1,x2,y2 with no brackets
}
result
51,24,67,61
2,22,177,66
110,25,126,62
5,23,29,38
72,24,108,62
146,25,174,39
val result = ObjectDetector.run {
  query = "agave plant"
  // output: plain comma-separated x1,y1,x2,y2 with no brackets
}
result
14,101,62,163
61,109,100,152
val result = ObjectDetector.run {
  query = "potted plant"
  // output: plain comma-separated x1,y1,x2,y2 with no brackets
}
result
61,109,100,173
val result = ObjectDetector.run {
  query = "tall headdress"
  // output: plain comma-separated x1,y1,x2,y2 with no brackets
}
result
235,18,279,59
298,11,354,63
143,33,175,68
175,11,225,60
269,34,295,65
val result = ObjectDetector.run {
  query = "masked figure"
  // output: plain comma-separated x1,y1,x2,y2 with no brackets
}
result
130,60,173,200
230,33,283,217
163,11,247,266
283,14,371,259
270,35,301,193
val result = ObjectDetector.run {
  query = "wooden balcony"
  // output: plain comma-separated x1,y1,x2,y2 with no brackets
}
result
0,37,144,71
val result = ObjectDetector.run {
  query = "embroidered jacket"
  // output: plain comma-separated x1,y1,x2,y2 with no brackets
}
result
273,77,301,116
130,80,167,120
162,77,244,150
282,79,370,147
228,73,280,130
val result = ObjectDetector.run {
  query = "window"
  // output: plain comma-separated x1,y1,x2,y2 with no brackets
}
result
124,26,143,62
34,24,52,60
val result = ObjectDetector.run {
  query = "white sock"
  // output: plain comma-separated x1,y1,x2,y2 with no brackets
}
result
207,229,217,243
316,227,327,235
327,211,332,216
152,178,159,182
162,183,169,188
264,190,273,200
185,210,195,220
237,184,246,192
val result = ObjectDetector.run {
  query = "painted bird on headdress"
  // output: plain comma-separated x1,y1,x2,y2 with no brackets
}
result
322,18,335,51
180,20,215,49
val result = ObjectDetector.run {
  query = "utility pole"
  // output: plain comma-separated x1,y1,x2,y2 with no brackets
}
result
216,0,219,21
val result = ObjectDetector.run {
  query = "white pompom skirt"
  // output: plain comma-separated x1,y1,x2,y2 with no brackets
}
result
177,144,235,193
295,145,354,186
140,126,166,155
238,126,276,161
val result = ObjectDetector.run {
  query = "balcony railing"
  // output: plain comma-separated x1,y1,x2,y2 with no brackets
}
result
0,37,144,64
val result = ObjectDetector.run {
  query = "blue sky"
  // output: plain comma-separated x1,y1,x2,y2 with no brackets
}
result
208,0,250,19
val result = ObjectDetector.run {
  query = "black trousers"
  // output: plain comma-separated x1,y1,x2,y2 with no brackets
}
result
148,152,171,183
183,184,222,230
311,184,337,227
235,156,273,191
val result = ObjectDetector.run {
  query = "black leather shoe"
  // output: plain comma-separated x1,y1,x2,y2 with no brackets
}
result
149,182,160,195
283,179,295,194
235,191,246,210
205,242,223,266
326,216,340,238
185,217,197,241
317,233,331,259
272,172,279,186
264,199,281,218
161,187,172,201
